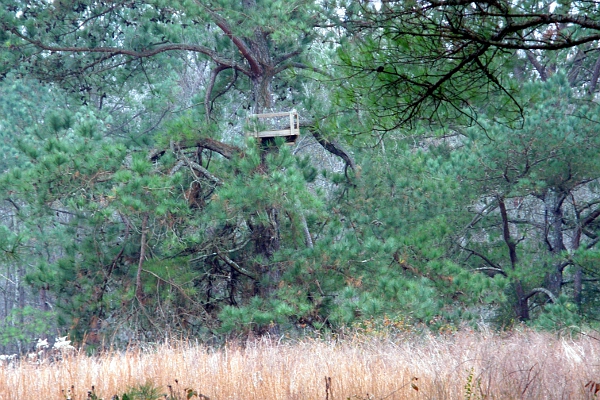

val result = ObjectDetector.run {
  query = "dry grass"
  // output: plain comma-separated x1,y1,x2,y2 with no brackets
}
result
1,328,599,399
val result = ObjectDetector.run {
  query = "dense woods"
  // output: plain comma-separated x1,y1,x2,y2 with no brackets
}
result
1,0,600,352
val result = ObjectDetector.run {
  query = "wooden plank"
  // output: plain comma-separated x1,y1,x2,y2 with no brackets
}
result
250,111,296,118
252,129,295,137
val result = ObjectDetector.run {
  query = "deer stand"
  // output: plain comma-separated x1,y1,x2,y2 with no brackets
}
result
246,110,300,147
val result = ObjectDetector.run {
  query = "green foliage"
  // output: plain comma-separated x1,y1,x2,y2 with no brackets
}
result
121,381,163,400
0,306,55,346
454,73,600,323
0,225,23,258
533,296,584,333
464,367,483,400
2,0,600,348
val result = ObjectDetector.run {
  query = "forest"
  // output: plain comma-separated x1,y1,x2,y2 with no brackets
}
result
1,0,600,354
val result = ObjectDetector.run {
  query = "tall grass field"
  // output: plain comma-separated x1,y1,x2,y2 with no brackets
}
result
0,329,599,399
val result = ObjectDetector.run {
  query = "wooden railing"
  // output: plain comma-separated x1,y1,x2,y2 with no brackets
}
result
246,110,299,142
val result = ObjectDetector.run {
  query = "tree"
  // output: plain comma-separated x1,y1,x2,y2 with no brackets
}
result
5,0,600,343
456,74,600,323
333,0,600,325
0,76,73,352
0,0,356,169
0,0,358,340
338,0,600,134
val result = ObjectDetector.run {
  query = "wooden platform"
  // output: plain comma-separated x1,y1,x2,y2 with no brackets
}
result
246,110,299,144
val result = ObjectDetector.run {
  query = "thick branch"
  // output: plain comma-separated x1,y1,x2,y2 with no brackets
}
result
581,206,600,229
299,211,314,249
462,246,505,273
275,62,334,77
498,196,518,269
4,198,20,212
274,49,303,65
197,3,263,77
186,160,222,186
524,287,557,303
302,123,356,174
5,26,244,70
589,51,600,94
525,50,548,82
205,65,231,121
474,267,508,277
150,137,241,162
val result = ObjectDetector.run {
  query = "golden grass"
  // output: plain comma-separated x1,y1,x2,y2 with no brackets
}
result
1,328,599,399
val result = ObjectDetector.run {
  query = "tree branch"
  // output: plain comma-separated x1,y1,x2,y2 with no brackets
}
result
498,196,518,270
462,245,505,275
185,160,222,186
150,137,241,162
525,50,548,82
524,287,557,303
302,123,356,179
274,48,303,65
473,266,508,277
204,65,231,121
216,250,257,280
274,62,334,77
196,2,263,77
589,51,600,95
5,25,241,70
581,206,600,229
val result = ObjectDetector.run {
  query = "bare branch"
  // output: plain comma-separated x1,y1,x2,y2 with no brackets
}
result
473,266,508,277
302,122,356,177
185,160,222,186
462,245,505,273
524,287,557,303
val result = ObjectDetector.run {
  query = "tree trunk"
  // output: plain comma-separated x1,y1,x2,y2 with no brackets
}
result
498,196,529,321
248,25,274,113
572,208,583,307
514,282,530,321
135,213,149,303
251,71,275,114
246,25,282,285
544,190,567,296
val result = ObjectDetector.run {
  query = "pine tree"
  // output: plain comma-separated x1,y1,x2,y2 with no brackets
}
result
457,74,600,323
0,0,352,340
